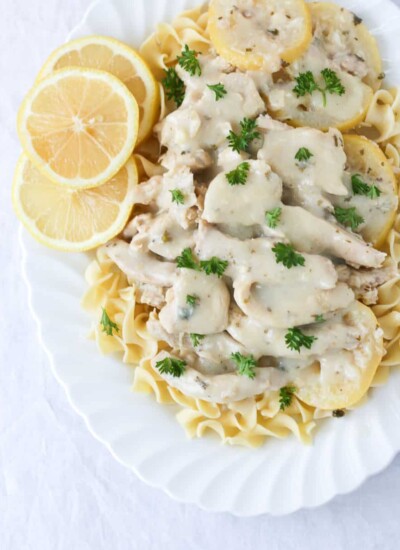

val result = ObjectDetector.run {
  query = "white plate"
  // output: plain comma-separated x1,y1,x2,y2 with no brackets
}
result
21,0,400,516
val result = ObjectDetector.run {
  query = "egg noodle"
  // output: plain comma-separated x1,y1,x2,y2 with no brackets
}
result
83,4,400,447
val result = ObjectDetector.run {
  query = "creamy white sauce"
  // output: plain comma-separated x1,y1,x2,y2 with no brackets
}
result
103,51,390,405
211,0,308,73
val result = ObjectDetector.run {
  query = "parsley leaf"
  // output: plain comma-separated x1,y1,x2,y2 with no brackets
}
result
279,385,296,410
285,328,317,353
321,68,346,99
231,352,257,379
272,242,305,269
200,257,228,278
227,117,261,153
367,185,381,199
351,174,381,199
293,69,345,107
334,206,364,230
156,356,186,377
265,207,282,229
207,83,227,101
100,308,119,336
295,147,313,163
226,162,250,185
314,314,325,323
293,71,318,97
170,189,185,204
176,248,201,271
177,44,201,76
190,333,205,347
186,294,199,307
162,67,185,107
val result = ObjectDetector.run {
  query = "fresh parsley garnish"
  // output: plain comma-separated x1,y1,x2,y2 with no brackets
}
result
227,117,261,153
207,83,227,101
176,248,201,271
176,249,228,277
295,147,313,163
351,174,381,199
285,328,317,353
100,308,119,336
265,207,282,229
190,333,205,347
200,257,228,278
272,243,305,269
334,206,364,230
314,314,325,323
162,67,185,107
186,294,199,307
156,356,186,377
177,44,201,76
170,189,185,204
226,162,250,185
279,386,296,410
293,69,345,107
231,352,257,379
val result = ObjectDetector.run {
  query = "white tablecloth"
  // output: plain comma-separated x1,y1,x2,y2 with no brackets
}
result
2,1,400,548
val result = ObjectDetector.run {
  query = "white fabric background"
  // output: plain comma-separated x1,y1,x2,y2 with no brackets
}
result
1,0,400,548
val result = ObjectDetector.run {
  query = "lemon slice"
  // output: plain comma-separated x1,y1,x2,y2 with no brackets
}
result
13,154,137,252
332,135,398,248
18,68,139,189
208,0,312,72
295,302,384,410
37,36,160,144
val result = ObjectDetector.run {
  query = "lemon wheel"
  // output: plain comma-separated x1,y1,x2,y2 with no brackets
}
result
18,68,139,189
37,36,160,144
13,155,138,252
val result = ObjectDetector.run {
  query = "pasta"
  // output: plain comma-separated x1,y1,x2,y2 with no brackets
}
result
83,3,400,447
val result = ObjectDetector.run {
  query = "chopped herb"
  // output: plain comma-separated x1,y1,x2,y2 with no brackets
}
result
200,257,228,278
177,44,201,76
186,294,199,307
226,162,250,185
207,83,227,101
285,327,317,353
293,71,318,97
176,248,201,271
367,185,381,199
227,117,261,153
353,13,362,25
334,206,364,230
100,308,119,336
190,333,205,347
279,385,296,410
377,72,385,80
332,409,346,418
295,147,313,163
170,188,185,204
321,68,346,101
265,207,282,229
351,173,370,195
156,356,186,377
231,352,257,379
351,174,381,199
268,28,279,36
293,69,345,107
162,67,185,107
314,314,325,323
272,242,305,269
